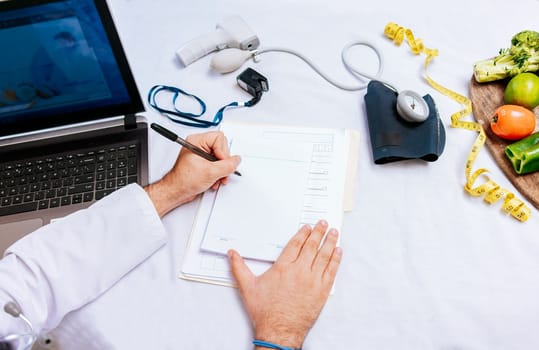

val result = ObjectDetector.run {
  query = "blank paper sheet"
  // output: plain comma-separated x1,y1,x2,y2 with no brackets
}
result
200,138,312,261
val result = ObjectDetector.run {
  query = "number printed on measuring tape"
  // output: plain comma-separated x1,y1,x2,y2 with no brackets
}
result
383,22,531,222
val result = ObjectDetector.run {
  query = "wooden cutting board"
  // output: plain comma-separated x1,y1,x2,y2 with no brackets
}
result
469,77,539,210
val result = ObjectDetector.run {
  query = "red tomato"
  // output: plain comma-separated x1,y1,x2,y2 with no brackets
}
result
490,104,536,141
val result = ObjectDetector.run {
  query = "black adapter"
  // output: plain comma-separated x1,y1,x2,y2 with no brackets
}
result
237,67,269,99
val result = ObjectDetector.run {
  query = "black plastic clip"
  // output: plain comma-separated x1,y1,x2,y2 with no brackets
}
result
236,68,268,107
237,68,268,97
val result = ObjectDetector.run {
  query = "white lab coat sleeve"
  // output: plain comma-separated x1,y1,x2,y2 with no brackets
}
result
0,183,167,336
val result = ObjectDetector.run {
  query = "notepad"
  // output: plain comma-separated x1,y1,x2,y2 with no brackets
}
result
200,138,312,261
180,120,359,285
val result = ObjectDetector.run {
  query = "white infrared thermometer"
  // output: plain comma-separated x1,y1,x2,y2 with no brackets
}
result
176,15,260,66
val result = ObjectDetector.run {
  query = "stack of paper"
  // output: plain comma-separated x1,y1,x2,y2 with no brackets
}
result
179,120,359,286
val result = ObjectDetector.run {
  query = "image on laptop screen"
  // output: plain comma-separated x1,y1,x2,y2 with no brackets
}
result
0,0,142,137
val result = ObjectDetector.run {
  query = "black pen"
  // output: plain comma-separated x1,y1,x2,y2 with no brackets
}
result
150,123,242,176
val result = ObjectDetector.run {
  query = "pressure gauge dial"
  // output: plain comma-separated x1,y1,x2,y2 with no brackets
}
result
396,90,430,123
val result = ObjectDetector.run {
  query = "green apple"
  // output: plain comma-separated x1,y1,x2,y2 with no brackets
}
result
504,72,539,110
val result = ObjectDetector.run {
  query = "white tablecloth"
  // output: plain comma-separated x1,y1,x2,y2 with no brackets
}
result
50,0,539,349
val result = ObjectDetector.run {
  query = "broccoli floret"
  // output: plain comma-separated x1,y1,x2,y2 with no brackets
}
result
511,30,539,49
474,30,539,83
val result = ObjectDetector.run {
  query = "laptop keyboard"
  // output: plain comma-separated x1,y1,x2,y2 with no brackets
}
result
0,142,139,217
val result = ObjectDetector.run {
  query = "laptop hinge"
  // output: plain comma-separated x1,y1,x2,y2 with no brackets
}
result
124,114,137,130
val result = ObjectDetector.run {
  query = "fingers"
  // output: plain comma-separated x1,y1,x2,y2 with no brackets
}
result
186,131,241,180
312,228,339,273
211,135,232,160
322,246,343,288
276,224,313,264
210,155,241,178
187,131,231,160
296,220,328,264
228,249,255,294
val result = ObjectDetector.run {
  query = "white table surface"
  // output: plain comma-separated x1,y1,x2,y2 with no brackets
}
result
50,0,539,349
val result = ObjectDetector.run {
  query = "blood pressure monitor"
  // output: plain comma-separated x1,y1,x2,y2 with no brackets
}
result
396,90,431,123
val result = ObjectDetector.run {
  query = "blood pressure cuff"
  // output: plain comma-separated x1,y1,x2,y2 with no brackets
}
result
364,80,446,164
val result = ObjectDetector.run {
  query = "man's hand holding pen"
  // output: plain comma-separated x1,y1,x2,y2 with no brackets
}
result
145,129,241,217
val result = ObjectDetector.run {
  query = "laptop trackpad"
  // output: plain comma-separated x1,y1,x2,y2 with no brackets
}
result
0,218,43,254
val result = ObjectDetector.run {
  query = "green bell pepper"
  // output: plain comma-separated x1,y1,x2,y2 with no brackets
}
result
505,132,539,174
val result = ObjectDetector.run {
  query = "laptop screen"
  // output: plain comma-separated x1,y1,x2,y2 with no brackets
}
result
0,0,144,137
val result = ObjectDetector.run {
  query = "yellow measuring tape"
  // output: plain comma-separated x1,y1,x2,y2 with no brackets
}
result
383,22,531,222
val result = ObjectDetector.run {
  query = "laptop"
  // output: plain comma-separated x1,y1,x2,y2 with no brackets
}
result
0,0,149,254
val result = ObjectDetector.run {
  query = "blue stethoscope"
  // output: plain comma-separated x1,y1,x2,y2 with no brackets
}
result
1,302,52,350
